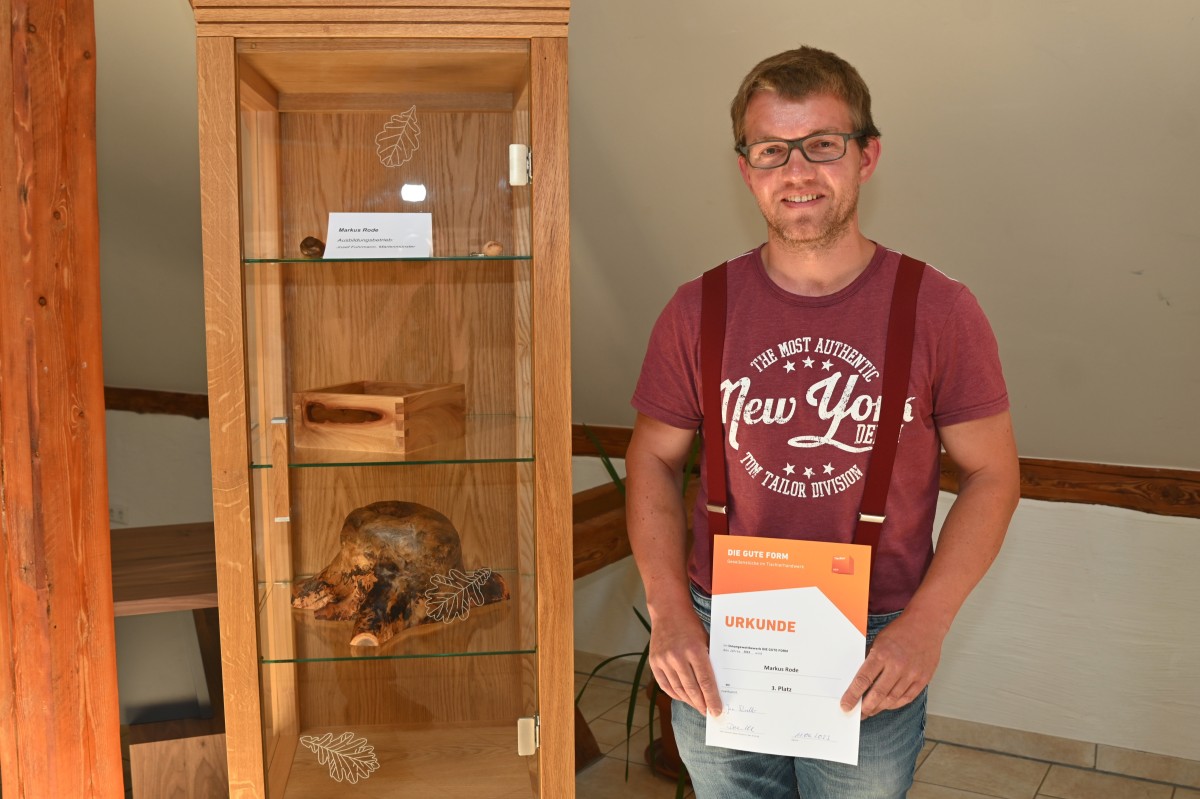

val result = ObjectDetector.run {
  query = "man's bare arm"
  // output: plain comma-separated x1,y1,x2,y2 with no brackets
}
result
626,412,724,716
840,409,1020,717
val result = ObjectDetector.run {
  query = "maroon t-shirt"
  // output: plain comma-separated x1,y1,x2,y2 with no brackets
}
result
632,244,1009,613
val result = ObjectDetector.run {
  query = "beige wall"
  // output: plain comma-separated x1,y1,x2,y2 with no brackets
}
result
96,0,205,394
569,0,1200,469
96,0,1200,468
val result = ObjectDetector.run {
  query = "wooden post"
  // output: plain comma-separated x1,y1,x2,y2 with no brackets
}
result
0,0,124,796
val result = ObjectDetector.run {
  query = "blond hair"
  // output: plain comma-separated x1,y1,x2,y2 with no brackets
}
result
730,46,881,149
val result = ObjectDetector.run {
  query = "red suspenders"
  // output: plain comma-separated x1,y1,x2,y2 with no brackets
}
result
699,254,926,568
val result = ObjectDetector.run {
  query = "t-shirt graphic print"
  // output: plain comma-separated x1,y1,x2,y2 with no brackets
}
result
633,244,1008,612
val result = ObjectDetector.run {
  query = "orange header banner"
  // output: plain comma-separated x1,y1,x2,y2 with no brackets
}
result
712,535,871,636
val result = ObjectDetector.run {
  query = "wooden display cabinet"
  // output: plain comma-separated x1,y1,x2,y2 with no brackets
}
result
190,4,572,797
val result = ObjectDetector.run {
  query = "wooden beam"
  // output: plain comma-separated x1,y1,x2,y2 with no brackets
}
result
572,483,628,580
572,479,698,580
0,0,124,796
95,403,1200,518
572,423,633,460
575,424,1200,520
941,456,1200,519
104,386,210,419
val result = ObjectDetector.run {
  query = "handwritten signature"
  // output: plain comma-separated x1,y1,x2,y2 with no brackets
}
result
791,731,834,742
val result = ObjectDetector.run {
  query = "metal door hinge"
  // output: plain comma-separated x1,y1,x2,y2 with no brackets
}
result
517,715,540,755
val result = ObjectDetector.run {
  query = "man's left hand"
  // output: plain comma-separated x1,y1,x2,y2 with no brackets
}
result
839,612,945,718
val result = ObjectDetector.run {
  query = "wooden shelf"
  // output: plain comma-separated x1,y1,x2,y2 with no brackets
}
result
110,522,218,616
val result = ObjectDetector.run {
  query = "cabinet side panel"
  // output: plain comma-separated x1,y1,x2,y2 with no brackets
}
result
197,35,266,798
239,79,300,768
530,36,573,796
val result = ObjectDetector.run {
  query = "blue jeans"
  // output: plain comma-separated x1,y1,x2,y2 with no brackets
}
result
672,585,926,798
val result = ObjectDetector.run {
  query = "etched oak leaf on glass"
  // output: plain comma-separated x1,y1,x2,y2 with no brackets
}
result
424,567,500,623
376,105,420,168
300,731,380,784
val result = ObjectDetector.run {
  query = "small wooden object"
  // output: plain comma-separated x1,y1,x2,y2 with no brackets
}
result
299,235,325,257
293,381,465,454
292,501,509,647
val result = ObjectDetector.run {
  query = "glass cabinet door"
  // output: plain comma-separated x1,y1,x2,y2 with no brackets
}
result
235,39,541,797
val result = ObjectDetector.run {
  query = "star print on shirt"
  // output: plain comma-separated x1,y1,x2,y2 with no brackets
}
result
823,463,835,475
802,357,814,368
803,467,814,478
783,361,796,373
821,360,834,371
784,464,795,475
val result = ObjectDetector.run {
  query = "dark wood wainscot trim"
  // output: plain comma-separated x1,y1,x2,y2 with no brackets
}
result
96,408,1198,587
105,386,210,419
576,423,1200,520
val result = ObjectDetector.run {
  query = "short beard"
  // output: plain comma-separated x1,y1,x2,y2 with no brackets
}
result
766,183,860,253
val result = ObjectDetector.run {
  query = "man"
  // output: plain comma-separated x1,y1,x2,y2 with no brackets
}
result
626,45,1020,798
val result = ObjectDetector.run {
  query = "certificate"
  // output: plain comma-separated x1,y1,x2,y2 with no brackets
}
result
706,535,871,765
322,212,432,259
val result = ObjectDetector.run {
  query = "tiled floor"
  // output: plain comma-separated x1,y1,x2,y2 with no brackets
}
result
574,667,1200,799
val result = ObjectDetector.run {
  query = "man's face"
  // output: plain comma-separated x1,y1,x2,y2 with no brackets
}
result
737,91,879,252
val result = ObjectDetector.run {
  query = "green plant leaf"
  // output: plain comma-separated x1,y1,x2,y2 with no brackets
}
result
675,764,689,798
624,640,650,780
632,605,652,634
681,433,700,496
582,423,625,496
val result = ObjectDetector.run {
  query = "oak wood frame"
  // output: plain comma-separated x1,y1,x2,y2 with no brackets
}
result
192,5,571,797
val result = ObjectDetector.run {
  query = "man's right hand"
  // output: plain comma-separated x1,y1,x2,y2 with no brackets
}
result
626,413,724,716
647,604,723,717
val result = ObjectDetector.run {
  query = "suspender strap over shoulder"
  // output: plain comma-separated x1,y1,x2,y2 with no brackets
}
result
699,253,926,555
701,262,729,536
853,254,926,552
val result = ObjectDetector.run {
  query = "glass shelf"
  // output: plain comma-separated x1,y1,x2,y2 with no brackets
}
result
258,573,536,664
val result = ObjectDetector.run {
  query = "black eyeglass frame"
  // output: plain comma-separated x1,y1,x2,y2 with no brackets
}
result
737,131,868,168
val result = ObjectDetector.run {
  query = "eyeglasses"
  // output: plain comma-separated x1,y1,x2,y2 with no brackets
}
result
737,132,866,169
